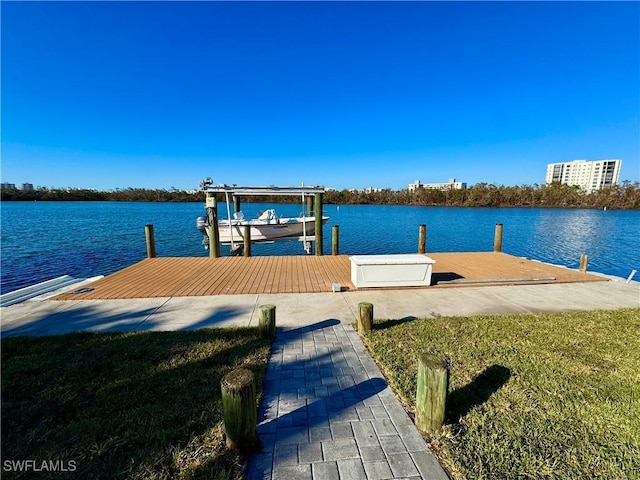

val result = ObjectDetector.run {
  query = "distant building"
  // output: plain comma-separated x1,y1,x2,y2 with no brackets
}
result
21,183,34,191
409,178,466,192
545,159,621,193
1,182,17,190
348,187,383,193
408,180,422,192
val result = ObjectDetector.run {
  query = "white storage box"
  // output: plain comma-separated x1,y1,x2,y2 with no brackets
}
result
350,254,435,288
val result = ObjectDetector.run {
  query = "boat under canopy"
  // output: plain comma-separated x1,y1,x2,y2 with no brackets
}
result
196,180,329,254
197,209,329,244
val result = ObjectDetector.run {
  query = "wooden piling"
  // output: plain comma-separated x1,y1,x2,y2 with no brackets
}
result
233,195,241,214
580,254,589,273
416,354,449,435
332,225,339,256
418,224,426,254
357,302,373,336
145,224,156,258
207,195,221,258
306,195,313,217
221,368,258,451
258,304,276,340
494,223,503,253
243,225,251,257
315,193,323,256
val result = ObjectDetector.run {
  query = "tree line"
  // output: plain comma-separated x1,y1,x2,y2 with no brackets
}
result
0,187,198,203
1,183,639,209
324,182,640,210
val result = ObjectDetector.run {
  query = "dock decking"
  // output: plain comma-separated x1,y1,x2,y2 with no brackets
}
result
53,252,607,301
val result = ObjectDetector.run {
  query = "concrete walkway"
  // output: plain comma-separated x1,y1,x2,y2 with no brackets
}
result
2,280,639,480
2,281,638,338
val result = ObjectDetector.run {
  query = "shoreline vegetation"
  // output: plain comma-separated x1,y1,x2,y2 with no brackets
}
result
1,182,639,209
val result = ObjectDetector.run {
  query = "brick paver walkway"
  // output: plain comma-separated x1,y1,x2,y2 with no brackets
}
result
246,320,449,480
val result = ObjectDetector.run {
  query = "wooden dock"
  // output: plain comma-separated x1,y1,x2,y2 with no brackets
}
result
53,252,607,301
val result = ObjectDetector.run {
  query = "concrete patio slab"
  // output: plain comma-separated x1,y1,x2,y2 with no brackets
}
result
1,298,171,337
141,294,259,331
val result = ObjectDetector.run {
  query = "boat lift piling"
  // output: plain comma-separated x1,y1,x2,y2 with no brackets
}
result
315,193,323,256
206,193,221,258
307,196,314,217
243,225,252,257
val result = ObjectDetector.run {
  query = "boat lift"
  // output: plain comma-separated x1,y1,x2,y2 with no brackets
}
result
200,178,327,256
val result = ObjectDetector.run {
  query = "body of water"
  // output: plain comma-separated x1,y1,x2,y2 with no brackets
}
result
1,201,639,294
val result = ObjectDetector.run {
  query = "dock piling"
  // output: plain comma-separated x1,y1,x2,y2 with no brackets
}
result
580,254,589,273
494,223,503,253
419,224,427,254
332,225,339,255
145,224,156,258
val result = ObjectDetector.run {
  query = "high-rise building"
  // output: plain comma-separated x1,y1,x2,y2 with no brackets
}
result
545,159,621,193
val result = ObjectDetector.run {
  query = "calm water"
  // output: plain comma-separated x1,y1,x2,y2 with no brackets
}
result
1,201,639,293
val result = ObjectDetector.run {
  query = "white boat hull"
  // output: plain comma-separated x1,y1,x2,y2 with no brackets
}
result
198,215,329,244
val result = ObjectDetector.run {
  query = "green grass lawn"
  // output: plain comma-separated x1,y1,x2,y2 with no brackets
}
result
363,308,640,480
1,328,270,480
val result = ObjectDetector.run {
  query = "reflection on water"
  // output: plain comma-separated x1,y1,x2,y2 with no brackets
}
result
529,208,638,274
1,202,639,293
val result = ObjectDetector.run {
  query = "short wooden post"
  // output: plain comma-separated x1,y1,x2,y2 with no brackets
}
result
145,224,156,258
493,223,503,253
243,225,252,257
418,224,426,254
332,225,339,255
233,195,241,214
579,254,588,273
416,354,449,435
221,368,258,451
315,193,323,256
357,302,373,336
207,195,221,258
258,304,276,340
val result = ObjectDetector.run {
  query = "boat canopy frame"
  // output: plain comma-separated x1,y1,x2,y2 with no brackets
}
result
201,183,326,197
200,180,326,254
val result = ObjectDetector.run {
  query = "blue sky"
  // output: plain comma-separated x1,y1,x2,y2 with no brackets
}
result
2,1,639,191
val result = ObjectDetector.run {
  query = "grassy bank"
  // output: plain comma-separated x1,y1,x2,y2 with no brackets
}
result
1,328,270,479
363,308,640,480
